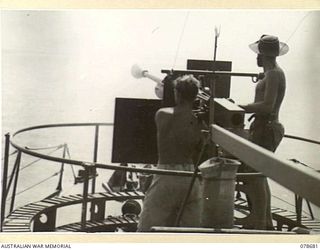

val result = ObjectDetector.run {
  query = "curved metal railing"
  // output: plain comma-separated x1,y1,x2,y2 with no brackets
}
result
2,122,320,231
9,122,263,178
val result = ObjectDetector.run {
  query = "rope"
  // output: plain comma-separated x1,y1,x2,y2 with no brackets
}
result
25,144,65,150
1,150,18,161
65,145,77,179
2,144,65,206
289,158,319,172
283,12,311,46
172,11,190,69
5,171,60,203
5,145,64,181
272,194,297,213
285,134,320,146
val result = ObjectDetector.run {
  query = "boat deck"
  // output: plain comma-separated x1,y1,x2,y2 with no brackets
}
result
3,191,320,233
2,191,144,232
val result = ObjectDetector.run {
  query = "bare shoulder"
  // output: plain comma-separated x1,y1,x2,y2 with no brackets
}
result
155,107,173,123
265,67,285,85
266,66,285,78
156,107,173,116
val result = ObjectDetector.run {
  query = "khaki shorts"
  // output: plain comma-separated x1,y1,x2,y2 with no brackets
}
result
249,119,285,152
239,119,285,173
137,164,201,232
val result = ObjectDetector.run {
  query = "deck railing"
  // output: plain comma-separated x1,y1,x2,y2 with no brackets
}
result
1,122,320,231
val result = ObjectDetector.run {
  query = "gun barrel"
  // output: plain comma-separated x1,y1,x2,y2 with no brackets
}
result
161,69,260,78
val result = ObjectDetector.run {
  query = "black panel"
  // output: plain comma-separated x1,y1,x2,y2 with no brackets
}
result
112,98,161,164
187,59,232,98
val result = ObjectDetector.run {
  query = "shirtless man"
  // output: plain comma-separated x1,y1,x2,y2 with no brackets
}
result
238,35,289,230
137,75,202,232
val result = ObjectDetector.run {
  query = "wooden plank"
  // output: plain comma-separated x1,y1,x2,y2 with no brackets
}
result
3,192,145,232
151,226,295,234
8,214,33,219
112,192,123,197
85,221,96,227
60,196,79,202
8,211,32,216
100,193,114,198
34,201,56,207
124,191,144,198
42,199,61,205
133,190,145,197
2,225,30,229
8,213,36,219
24,204,44,209
301,221,320,225
101,221,114,226
91,193,106,199
2,229,30,232
3,225,29,229
65,195,82,201
9,210,38,216
3,221,29,225
55,216,138,232
211,125,320,207
24,204,47,210
14,207,39,212
49,197,69,203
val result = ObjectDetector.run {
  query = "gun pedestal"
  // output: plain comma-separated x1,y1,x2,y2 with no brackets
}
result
199,157,240,228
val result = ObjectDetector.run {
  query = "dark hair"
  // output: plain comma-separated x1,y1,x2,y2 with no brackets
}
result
162,74,178,107
174,75,199,102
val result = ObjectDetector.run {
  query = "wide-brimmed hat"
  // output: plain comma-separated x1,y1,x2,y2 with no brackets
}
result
249,35,289,56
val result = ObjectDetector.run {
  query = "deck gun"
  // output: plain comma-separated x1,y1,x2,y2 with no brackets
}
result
161,60,263,130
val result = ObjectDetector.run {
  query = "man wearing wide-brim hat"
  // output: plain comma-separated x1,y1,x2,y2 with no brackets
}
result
238,35,289,230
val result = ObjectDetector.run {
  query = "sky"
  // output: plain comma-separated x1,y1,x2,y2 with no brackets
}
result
2,10,320,137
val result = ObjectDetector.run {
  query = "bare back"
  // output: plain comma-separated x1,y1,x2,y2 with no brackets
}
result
155,107,201,164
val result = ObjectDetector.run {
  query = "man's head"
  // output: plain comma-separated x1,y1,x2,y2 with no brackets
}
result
256,53,274,67
249,35,289,57
174,75,199,104
249,35,289,67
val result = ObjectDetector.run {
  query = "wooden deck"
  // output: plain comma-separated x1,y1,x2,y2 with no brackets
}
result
2,191,144,232
3,190,320,233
